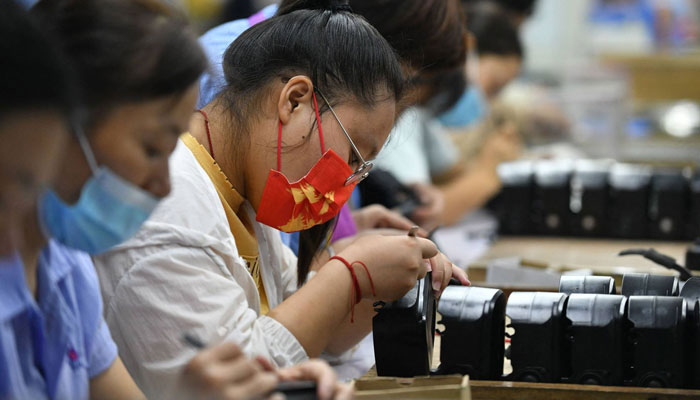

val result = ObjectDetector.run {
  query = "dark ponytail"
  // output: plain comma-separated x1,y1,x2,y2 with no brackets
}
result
221,2,403,285
296,219,337,286
31,0,208,130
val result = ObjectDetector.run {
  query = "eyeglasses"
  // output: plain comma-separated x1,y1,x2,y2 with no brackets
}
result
317,90,374,186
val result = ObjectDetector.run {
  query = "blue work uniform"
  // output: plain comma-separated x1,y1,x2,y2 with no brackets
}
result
0,240,117,400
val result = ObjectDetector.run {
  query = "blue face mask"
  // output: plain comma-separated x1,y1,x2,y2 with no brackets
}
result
38,130,160,255
437,85,487,129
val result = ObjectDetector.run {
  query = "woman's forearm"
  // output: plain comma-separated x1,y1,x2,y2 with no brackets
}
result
439,165,502,226
305,241,376,356
324,299,375,355
268,259,355,358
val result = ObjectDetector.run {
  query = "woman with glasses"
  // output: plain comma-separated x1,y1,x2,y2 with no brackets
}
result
94,0,462,397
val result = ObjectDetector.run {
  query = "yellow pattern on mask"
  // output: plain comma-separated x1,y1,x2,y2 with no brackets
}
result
290,183,321,204
278,213,319,233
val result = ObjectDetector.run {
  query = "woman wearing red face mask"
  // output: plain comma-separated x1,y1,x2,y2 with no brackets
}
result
94,1,465,397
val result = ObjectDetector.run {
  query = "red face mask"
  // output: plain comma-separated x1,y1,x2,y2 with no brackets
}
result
256,92,357,232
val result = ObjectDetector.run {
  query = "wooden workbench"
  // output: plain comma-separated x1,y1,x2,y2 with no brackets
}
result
362,332,700,399
467,236,693,284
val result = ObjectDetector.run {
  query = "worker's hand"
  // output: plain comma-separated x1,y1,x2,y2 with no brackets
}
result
182,342,278,400
276,359,354,400
427,251,471,298
409,183,444,232
336,234,438,301
353,204,424,234
478,121,522,169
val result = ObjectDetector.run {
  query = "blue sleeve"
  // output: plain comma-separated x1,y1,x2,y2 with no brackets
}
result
197,4,278,109
87,319,118,378
280,232,300,256
350,187,362,209
197,20,250,108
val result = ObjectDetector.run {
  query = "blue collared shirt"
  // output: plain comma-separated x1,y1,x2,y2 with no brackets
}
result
0,240,117,400
197,4,278,109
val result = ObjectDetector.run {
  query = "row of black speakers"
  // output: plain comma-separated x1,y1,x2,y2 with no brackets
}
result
373,273,700,389
489,160,700,241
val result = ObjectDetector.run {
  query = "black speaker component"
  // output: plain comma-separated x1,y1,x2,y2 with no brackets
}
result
621,273,679,297
566,294,629,386
685,299,700,389
681,277,700,301
626,296,686,388
569,160,610,237
608,164,652,239
373,273,436,377
506,292,570,383
276,381,318,400
435,286,505,380
533,160,573,235
681,278,700,388
559,276,616,294
494,161,534,235
685,239,700,271
649,169,687,240
687,173,700,240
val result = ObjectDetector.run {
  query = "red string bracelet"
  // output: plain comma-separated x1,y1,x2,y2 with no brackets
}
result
351,261,376,298
329,256,376,323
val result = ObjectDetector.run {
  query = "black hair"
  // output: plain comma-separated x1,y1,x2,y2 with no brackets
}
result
348,0,467,73
278,0,352,13
467,5,524,58
222,5,403,124
278,0,469,126
222,1,404,285
31,0,208,129
0,0,77,123
463,0,537,17
279,0,468,75
502,0,537,15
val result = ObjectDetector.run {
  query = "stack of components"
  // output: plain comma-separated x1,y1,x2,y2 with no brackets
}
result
490,160,700,241
508,273,700,389
373,273,700,389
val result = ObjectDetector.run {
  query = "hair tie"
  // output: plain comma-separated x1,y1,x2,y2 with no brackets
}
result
330,4,353,13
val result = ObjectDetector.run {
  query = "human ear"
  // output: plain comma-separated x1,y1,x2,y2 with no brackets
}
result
277,75,314,125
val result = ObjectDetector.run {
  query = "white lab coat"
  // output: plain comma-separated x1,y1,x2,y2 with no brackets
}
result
94,140,306,399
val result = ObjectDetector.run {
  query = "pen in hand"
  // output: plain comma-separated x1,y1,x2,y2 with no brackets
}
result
182,333,206,349
182,334,318,399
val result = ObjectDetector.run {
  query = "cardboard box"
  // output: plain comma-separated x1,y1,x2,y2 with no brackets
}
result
603,54,700,101
354,375,470,399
